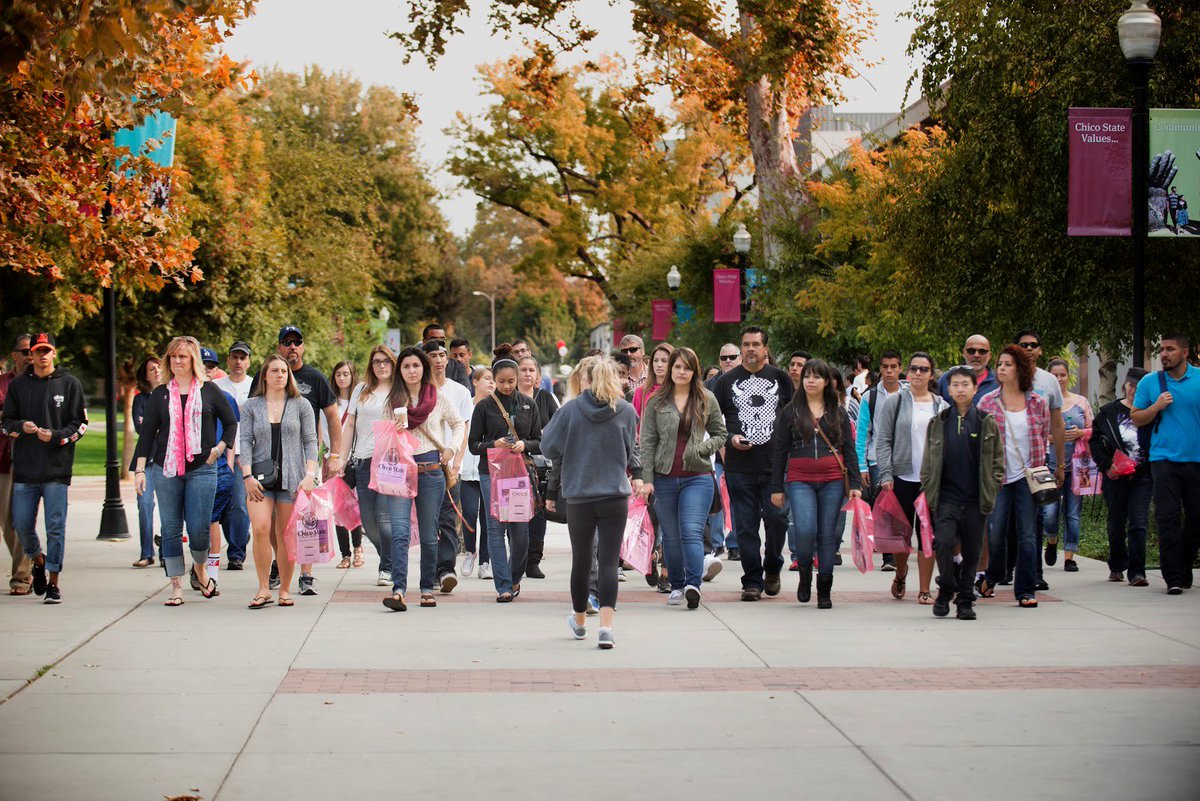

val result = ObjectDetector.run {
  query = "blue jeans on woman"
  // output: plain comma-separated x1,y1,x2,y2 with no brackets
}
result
389,452,445,595
987,480,1039,600
785,480,844,577
478,473,529,596
1042,470,1081,554
354,458,392,576
136,465,157,561
655,474,714,590
152,463,217,578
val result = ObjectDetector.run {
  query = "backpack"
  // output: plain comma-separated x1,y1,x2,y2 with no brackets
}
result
1152,371,1168,437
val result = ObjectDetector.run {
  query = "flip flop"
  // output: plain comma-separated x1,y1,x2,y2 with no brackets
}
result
1018,597,1039,608
382,593,407,612
277,597,295,607
163,596,184,607
496,593,513,603
9,586,30,596
420,594,437,607
247,595,274,609
917,591,933,605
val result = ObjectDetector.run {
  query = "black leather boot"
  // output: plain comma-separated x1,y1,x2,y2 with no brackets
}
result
797,565,813,603
816,574,833,609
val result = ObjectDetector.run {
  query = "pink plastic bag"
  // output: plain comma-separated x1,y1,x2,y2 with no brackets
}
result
369,422,418,498
842,497,875,574
621,496,655,575
914,492,934,558
284,491,336,564
487,447,535,523
315,476,361,531
871,488,913,554
720,473,732,534
1071,445,1102,496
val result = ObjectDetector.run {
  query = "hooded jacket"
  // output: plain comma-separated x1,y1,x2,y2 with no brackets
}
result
468,389,542,474
1,366,88,485
1089,398,1152,476
540,390,642,503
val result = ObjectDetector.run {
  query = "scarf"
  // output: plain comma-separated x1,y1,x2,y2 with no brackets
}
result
405,382,438,428
164,378,203,477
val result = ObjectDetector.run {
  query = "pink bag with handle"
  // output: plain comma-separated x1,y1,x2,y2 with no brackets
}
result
871,488,913,554
621,496,655,576
487,447,535,523
369,422,418,498
316,476,362,530
1071,444,1102,496
284,491,336,564
914,492,934,558
842,497,875,574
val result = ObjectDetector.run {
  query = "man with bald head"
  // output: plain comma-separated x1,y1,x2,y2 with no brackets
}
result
938,334,999,405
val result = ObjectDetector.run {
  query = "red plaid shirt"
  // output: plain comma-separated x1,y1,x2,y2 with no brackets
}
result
977,388,1050,470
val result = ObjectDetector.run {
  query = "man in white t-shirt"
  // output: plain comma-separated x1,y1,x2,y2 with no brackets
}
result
214,341,254,570
422,339,473,592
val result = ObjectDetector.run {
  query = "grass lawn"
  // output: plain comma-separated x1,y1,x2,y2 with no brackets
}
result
1075,492,1161,569
73,429,126,477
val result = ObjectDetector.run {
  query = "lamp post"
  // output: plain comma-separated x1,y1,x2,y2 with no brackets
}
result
96,285,130,540
473,290,496,353
1118,0,1161,368
732,223,752,320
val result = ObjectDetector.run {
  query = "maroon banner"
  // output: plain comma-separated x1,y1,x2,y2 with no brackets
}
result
612,318,625,348
651,300,673,341
1068,108,1132,237
713,269,741,323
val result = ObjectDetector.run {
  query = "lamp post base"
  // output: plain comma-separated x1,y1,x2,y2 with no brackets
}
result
97,498,131,541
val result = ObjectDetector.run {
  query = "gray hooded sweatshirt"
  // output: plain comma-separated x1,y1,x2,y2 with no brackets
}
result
540,389,642,503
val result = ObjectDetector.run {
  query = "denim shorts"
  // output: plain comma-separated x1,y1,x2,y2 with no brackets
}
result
261,488,296,504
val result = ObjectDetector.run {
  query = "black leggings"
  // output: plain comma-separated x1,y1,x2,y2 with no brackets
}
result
567,497,628,613
337,525,364,558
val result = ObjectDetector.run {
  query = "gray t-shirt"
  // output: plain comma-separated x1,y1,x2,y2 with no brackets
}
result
1032,366,1064,465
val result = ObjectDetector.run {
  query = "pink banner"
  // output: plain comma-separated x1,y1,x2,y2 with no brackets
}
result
612,317,625,348
651,300,673,341
1068,108,1131,237
713,269,741,323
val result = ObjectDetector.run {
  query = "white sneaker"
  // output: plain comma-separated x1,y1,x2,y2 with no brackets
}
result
667,589,684,605
703,553,723,582
478,562,492,580
684,584,701,609
617,567,626,582
377,571,391,587
461,553,476,577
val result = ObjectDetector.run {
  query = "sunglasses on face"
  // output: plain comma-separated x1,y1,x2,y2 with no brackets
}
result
1018,341,1040,350
965,348,990,356
281,338,303,347
14,349,30,356
907,365,932,374
720,354,739,361
620,346,640,354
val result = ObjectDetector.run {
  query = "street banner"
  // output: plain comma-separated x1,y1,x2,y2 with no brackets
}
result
114,108,177,208
1067,108,1131,237
676,302,695,324
612,318,625,347
651,300,673,341
1149,108,1200,238
713,269,741,323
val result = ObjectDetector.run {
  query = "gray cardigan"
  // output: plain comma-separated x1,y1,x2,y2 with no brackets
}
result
874,387,948,486
238,396,318,494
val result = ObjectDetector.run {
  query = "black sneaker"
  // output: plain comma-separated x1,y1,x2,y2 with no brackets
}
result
227,559,244,571
932,591,952,618
43,584,61,604
881,554,896,572
1064,559,1078,573
1167,586,1184,595
656,574,671,593
31,562,47,596
269,560,280,591
298,574,317,596
833,552,843,566
727,548,740,561
1036,578,1050,592
713,546,726,558
956,602,976,620
1044,539,1058,566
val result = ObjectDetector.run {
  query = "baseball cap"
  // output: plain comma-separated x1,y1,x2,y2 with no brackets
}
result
278,325,303,343
229,341,252,356
1125,367,1149,385
30,332,56,351
200,347,219,366
421,339,447,354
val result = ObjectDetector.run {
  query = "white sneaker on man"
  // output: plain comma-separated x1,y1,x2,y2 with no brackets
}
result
461,553,476,577
478,562,492,580
703,554,723,582
377,571,391,587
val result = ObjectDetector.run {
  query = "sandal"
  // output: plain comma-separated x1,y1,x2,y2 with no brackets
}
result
247,595,274,609
336,556,352,569
420,593,437,607
917,591,933,605
9,586,30,596
1018,596,1039,608
352,547,365,568
382,593,407,612
164,595,184,607
496,592,513,603
890,571,907,600
131,557,154,568
193,565,218,599
278,596,295,607
975,575,995,598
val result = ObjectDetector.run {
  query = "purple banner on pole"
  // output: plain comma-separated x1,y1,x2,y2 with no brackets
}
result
1068,108,1132,237
713,269,741,323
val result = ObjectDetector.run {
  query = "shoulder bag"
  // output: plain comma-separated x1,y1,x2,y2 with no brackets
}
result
814,414,851,499
250,397,288,488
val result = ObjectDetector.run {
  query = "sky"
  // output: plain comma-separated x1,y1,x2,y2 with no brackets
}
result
225,0,921,234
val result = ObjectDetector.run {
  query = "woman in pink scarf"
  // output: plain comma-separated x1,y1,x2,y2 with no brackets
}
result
133,336,238,606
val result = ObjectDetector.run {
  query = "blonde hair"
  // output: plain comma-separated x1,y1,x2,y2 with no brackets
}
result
254,354,301,398
588,358,624,410
163,336,206,386
568,356,599,400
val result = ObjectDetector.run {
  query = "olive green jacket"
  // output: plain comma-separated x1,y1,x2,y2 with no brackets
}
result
639,389,727,479
920,405,1004,516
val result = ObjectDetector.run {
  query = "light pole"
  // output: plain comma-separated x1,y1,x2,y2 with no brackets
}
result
732,223,752,320
473,290,496,353
1118,0,1161,368
666,264,681,313
96,285,129,540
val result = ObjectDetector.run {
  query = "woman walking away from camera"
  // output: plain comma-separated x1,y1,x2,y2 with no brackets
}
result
239,354,317,608
770,359,861,609
638,347,726,609
134,337,237,606
542,358,642,649
328,361,366,569
131,356,162,568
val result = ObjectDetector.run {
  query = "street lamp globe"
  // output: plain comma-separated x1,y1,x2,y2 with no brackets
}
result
732,222,752,255
1117,1,1161,61
666,265,682,291
378,307,391,324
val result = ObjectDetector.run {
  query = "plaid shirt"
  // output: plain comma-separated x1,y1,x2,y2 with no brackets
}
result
977,388,1050,471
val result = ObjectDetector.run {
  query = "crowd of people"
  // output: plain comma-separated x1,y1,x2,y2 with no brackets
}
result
1,324,1197,649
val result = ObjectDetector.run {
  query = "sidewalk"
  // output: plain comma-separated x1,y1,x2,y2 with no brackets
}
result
1,476,1198,801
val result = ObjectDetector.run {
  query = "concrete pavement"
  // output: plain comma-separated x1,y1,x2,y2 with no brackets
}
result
1,476,1198,801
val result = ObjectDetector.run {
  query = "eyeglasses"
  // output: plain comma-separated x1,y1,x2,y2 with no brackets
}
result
281,338,303,347
720,354,739,362
964,347,990,356
371,359,392,367
907,365,932,374
620,346,641,354
1018,341,1040,350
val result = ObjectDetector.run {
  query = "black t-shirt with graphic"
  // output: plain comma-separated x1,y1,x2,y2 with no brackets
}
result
712,364,792,475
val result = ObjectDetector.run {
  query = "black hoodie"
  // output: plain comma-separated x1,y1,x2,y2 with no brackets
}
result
1,366,88,485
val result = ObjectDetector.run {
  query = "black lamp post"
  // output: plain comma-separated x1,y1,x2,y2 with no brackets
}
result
732,223,752,320
666,265,681,313
96,285,130,540
1118,0,1161,368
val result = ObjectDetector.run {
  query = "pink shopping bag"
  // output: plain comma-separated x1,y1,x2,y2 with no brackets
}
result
621,496,655,576
720,473,732,534
284,491,336,564
316,475,362,531
871,488,913,554
914,492,933,558
843,498,875,574
369,422,418,498
1071,445,1102,496
487,447,535,523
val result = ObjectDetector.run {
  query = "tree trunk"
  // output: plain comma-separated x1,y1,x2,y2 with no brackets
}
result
1096,345,1118,406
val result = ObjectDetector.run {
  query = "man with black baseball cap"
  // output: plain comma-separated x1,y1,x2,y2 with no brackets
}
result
1,332,87,604
215,341,253,570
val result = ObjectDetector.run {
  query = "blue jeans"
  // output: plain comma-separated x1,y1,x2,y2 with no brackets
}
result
656,474,714,589
460,480,489,562
222,457,250,562
354,458,392,575
987,480,1039,599
479,473,529,595
1042,470,1081,553
436,480,461,577
726,470,789,590
13,482,69,573
136,466,157,561
389,457,445,595
785,480,844,576
709,462,735,550
152,463,217,578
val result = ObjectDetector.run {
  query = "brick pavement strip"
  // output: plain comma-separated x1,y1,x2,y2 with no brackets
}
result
277,665,1200,694
330,589,1062,604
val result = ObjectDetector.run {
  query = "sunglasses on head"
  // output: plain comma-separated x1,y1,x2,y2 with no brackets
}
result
1018,341,1040,349
965,347,990,356
621,346,640,354
720,354,739,361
